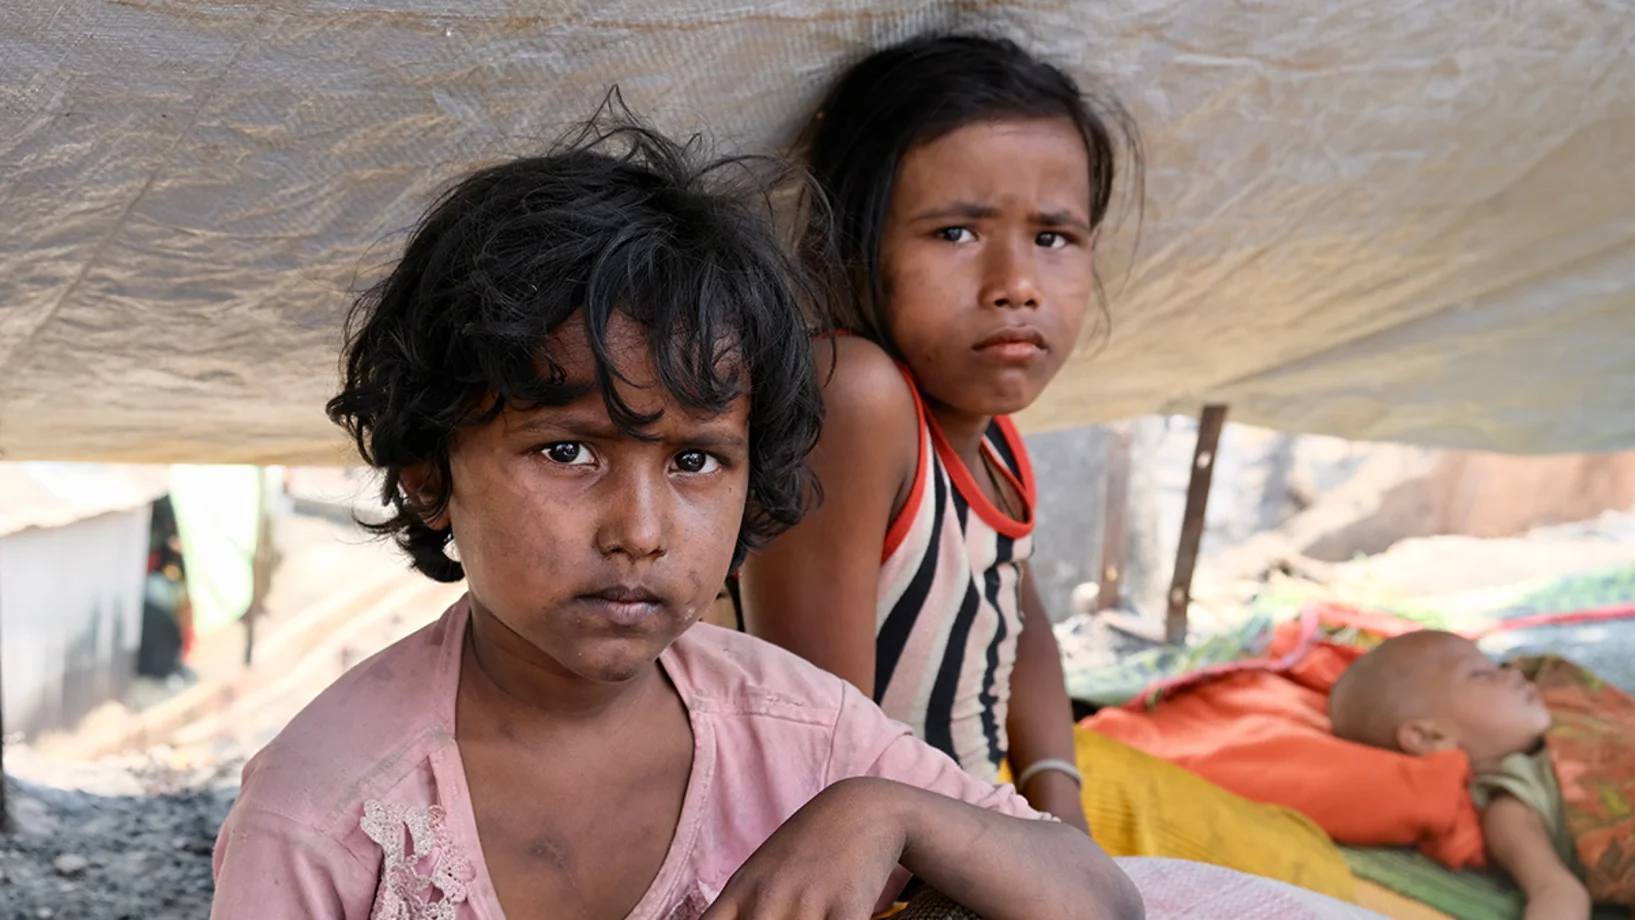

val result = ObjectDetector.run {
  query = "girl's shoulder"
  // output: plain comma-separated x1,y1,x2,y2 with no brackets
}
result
213,608,466,917
810,334,922,502
814,333,919,433
231,602,466,833
668,622,850,721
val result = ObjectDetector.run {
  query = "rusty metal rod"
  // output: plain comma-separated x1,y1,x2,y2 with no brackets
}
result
1166,404,1229,646
1096,423,1131,613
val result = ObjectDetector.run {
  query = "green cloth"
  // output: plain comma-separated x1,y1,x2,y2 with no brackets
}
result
1470,749,1578,874
1343,847,1627,920
169,464,264,635
1065,614,1274,708
1342,846,1523,920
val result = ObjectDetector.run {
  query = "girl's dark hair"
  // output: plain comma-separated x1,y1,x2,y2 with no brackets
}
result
327,105,827,581
800,32,1141,354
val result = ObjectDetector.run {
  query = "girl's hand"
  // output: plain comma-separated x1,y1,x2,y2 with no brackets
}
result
702,778,904,920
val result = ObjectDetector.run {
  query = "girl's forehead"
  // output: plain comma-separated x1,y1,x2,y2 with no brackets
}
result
908,117,1088,167
524,310,748,423
496,389,750,440
540,310,742,374
894,118,1091,208
539,310,646,374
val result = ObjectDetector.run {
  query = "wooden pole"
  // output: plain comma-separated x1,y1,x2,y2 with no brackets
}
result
1,537,9,832
1165,405,1229,646
1096,423,1131,613
243,467,279,667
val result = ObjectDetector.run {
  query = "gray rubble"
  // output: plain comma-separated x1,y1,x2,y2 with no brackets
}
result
1,757,238,920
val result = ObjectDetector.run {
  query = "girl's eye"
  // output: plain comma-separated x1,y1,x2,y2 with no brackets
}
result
1036,231,1070,249
542,442,594,466
674,450,720,474
934,226,976,244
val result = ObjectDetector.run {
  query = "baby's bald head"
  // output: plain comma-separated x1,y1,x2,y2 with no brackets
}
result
1329,630,1468,751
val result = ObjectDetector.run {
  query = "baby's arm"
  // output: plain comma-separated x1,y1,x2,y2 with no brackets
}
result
1482,794,1590,920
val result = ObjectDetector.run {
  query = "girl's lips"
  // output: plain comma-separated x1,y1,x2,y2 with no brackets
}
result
579,585,665,627
972,326,1048,362
975,341,1045,362
973,325,1048,350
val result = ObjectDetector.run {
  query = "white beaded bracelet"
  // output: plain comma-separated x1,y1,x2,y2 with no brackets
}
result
1015,758,1083,791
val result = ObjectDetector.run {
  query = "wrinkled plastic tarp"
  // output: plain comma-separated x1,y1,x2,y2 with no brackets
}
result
1,1,1632,464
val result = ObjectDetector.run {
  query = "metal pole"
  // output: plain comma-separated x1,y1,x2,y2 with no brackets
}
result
1165,404,1229,646
1096,423,1131,613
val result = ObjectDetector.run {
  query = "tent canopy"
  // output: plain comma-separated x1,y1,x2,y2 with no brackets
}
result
3,1,1632,465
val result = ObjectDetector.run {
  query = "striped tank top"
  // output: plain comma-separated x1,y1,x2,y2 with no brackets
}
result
874,369,1034,782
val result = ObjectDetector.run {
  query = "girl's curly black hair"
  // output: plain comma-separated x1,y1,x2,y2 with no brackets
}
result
327,107,829,582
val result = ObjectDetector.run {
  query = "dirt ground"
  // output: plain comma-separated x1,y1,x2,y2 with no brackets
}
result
1,755,238,920
1,509,435,920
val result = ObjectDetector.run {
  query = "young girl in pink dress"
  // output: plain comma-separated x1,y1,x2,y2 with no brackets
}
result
208,116,1140,920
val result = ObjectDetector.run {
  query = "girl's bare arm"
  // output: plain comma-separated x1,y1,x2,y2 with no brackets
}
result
704,778,1142,920
1004,563,1089,830
738,336,919,695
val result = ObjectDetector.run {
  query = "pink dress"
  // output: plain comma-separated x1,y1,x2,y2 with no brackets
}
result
210,596,1043,920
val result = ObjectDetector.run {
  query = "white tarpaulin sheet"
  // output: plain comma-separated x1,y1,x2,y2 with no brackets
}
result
2,1,1632,464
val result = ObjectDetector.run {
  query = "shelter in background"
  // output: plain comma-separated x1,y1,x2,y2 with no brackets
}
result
0,463,280,741
0,463,168,738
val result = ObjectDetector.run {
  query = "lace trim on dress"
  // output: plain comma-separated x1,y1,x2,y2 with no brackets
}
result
360,799,476,920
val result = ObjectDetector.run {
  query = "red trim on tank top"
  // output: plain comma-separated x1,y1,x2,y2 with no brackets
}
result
880,363,929,562
993,415,1037,509
925,409,1035,540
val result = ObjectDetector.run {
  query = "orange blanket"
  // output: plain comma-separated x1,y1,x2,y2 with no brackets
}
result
1083,621,1487,869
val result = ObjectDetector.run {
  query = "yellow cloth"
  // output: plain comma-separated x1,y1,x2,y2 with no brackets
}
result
1001,727,1357,903
1470,748,1578,872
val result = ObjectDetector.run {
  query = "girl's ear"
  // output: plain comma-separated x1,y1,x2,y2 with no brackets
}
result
399,462,451,530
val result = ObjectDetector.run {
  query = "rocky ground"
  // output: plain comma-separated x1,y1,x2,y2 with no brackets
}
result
1,752,241,920
0,508,404,920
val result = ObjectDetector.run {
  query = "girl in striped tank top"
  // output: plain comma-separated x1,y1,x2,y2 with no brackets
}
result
740,33,1138,832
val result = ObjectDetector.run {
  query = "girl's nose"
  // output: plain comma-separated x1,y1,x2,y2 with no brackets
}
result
594,469,669,560
982,239,1041,310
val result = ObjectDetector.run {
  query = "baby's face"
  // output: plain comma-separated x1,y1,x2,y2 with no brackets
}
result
1428,639,1552,765
442,311,749,685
